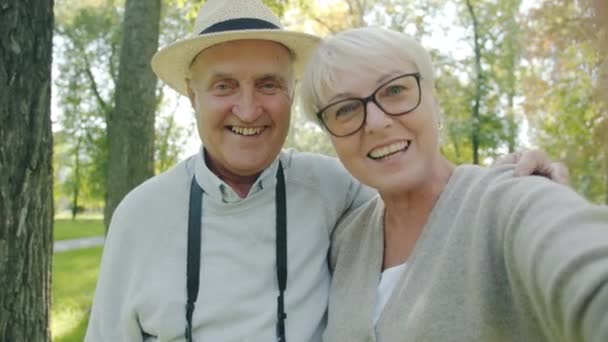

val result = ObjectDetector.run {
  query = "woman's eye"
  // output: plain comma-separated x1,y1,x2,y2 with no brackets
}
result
385,85,405,95
336,103,360,116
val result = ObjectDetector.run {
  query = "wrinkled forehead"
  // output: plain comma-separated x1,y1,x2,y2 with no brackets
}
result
188,39,295,80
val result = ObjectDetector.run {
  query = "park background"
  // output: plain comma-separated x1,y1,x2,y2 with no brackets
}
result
1,0,607,341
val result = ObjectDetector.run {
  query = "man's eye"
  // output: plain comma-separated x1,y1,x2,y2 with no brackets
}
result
211,81,236,94
215,83,230,90
259,82,280,93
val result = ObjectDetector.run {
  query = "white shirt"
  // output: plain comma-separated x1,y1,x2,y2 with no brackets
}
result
373,263,407,325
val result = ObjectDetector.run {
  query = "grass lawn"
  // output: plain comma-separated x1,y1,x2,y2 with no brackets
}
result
54,219,105,241
52,246,103,341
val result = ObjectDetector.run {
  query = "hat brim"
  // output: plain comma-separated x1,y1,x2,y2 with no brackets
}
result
151,29,321,96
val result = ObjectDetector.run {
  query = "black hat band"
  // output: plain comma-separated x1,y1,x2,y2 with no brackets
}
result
200,18,279,35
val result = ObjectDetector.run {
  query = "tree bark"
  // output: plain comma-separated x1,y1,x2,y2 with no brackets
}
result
0,1,54,341
105,0,161,228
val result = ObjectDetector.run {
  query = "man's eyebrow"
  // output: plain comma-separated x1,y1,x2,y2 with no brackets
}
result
256,74,287,84
257,73,282,80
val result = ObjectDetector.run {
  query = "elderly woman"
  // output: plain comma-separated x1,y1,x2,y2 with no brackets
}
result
300,27,608,342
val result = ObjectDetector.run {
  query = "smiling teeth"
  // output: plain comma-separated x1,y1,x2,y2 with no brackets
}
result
231,126,264,136
369,141,410,159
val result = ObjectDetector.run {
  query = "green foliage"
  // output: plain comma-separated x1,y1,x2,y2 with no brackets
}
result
155,110,196,173
51,0,606,205
54,219,105,241
53,1,122,212
285,106,336,157
162,0,287,28
160,0,204,44
53,0,200,213
522,0,606,203
51,247,103,341
263,0,289,17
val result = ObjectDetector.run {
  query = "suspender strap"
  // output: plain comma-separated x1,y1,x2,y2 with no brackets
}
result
185,161,287,342
185,177,203,342
275,163,287,342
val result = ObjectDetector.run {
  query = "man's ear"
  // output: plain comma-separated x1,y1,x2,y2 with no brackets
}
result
186,78,196,108
288,79,297,104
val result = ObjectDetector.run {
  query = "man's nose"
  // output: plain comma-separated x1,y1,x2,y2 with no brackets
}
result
232,88,262,122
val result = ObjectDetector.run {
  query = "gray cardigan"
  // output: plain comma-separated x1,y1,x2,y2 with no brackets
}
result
325,165,608,342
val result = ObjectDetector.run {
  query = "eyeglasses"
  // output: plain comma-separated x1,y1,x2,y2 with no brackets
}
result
316,72,422,137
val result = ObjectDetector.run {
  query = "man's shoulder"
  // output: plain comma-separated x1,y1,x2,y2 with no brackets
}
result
281,148,349,180
280,148,361,197
113,157,191,217
282,148,339,166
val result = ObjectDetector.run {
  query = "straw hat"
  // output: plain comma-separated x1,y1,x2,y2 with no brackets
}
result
151,0,321,96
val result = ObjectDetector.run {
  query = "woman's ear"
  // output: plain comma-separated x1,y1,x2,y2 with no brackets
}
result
430,93,442,128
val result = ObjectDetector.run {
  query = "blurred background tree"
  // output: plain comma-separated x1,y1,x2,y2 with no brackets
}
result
44,0,608,340
51,0,608,226
285,0,606,203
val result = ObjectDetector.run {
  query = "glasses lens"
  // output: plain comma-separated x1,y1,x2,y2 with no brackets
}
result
375,75,420,115
321,99,365,136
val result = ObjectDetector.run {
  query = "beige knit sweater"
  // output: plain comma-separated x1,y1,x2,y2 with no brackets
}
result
324,165,608,342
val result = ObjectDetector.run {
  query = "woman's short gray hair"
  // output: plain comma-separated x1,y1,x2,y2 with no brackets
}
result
299,27,435,125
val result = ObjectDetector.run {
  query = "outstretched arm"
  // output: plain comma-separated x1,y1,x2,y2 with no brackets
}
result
501,179,608,342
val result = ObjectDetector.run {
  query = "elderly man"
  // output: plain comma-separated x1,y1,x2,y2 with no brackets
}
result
85,1,567,341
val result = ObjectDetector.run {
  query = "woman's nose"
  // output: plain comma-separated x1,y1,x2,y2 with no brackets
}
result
364,101,392,134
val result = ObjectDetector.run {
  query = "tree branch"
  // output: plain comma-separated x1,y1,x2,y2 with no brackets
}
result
81,52,111,116
312,16,339,34
63,29,111,116
109,40,118,85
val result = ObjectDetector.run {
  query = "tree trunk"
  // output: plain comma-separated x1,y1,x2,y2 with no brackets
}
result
72,136,82,220
105,0,161,228
466,0,482,165
0,1,54,341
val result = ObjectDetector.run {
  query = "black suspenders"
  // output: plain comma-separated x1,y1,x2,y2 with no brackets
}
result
274,164,287,342
185,162,288,342
185,176,203,342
